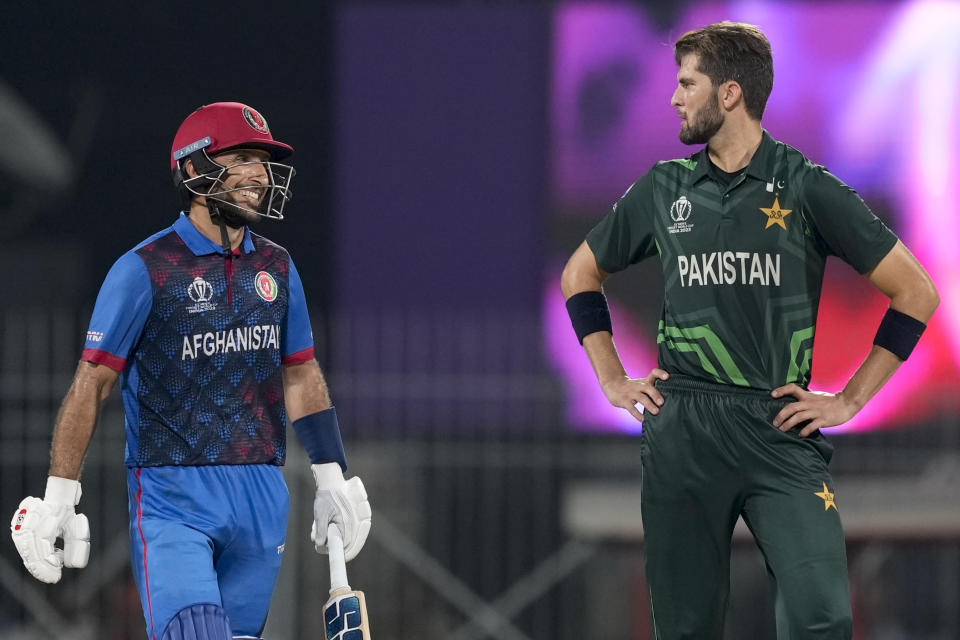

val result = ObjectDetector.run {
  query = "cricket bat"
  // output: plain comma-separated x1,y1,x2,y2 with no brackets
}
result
323,523,371,640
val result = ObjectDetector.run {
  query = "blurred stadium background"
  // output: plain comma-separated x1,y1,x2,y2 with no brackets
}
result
3,1,959,638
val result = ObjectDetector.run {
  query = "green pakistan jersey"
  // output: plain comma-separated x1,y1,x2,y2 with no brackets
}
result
586,130,897,390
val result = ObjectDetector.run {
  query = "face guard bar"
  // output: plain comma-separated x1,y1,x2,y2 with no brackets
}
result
180,150,295,221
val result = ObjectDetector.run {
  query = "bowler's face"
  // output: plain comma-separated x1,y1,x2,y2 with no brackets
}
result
670,53,723,145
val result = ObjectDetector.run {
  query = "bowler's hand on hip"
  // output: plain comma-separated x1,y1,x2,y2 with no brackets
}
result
602,368,670,422
771,384,859,436
310,462,372,562
10,477,90,584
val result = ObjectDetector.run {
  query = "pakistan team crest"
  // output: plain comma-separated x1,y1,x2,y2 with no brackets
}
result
759,196,792,230
254,271,278,302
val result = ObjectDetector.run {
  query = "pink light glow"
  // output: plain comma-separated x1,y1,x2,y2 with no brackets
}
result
544,274,657,433
547,1,960,434
809,265,946,433
827,0,960,429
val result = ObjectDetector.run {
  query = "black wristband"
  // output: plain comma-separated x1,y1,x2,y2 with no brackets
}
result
565,291,613,344
873,308,926,361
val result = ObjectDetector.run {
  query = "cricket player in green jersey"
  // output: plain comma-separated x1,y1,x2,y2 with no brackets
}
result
561,21,939,640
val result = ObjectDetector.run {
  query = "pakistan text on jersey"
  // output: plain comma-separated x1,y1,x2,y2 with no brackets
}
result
181,324,281,360
677,252,781,287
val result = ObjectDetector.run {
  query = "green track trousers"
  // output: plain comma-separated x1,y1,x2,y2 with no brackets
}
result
639,375,852,639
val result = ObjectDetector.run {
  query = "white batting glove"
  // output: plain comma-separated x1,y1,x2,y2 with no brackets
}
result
10,476,90,584
310,463,371,562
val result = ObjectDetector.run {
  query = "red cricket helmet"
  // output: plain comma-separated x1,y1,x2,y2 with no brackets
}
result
170,102,295,222
170,102,293,169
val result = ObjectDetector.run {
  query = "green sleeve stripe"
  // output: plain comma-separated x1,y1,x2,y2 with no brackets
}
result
786,326,815,384
659,323,749,386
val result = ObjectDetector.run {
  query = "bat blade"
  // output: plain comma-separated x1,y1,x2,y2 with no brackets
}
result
323,587,371,640
323,523,371,640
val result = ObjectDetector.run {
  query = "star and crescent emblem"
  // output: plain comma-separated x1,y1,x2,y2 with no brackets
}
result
759,196,792,230
814,482,838,511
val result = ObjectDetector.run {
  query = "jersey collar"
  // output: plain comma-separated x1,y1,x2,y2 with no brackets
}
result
173,212,256,256
690,129,778,185
743,130,778,182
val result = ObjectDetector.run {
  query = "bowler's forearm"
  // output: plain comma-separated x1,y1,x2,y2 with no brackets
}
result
838,345,903,412
583,332,629,386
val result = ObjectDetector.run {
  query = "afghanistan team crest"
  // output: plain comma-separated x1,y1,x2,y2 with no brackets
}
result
255,271,278,302
243,107,270,134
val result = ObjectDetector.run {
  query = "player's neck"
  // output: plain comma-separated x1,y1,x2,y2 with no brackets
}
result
706,119,763,173
188,203,246,252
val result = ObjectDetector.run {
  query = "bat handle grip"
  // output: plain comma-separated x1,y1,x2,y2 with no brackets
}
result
327,522,349,593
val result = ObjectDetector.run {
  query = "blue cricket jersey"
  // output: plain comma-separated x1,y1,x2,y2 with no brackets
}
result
82,213,315,467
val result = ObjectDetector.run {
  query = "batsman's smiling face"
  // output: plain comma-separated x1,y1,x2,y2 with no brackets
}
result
210,148,271,210
671,53,724,145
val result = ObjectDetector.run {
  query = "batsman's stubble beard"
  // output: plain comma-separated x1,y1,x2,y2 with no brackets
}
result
208,187,268,229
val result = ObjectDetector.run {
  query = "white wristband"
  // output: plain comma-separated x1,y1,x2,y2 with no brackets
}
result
44,476,82,506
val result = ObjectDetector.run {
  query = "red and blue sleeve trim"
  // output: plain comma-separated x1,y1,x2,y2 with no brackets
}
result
81,348,127,372
282,346,315,365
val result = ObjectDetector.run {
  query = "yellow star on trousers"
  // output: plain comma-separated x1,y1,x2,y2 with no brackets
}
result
759,196,792,229
814,482,838,511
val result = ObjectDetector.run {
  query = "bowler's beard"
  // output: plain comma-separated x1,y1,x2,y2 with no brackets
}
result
679,90,724,145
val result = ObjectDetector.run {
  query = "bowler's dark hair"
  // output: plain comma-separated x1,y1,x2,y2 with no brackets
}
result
674,21,773,121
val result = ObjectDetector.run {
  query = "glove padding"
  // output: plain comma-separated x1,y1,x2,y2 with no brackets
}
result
11,477,90,584
310,463,371,562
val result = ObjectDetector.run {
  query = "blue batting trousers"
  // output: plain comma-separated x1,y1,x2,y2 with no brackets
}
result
126,464,289,639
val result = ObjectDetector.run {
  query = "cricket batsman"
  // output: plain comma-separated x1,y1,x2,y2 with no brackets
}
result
10,102,372,639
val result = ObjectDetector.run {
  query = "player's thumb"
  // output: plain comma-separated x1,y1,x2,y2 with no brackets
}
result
62,513,90,569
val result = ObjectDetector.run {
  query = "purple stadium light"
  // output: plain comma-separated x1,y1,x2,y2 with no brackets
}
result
547,0,960,433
